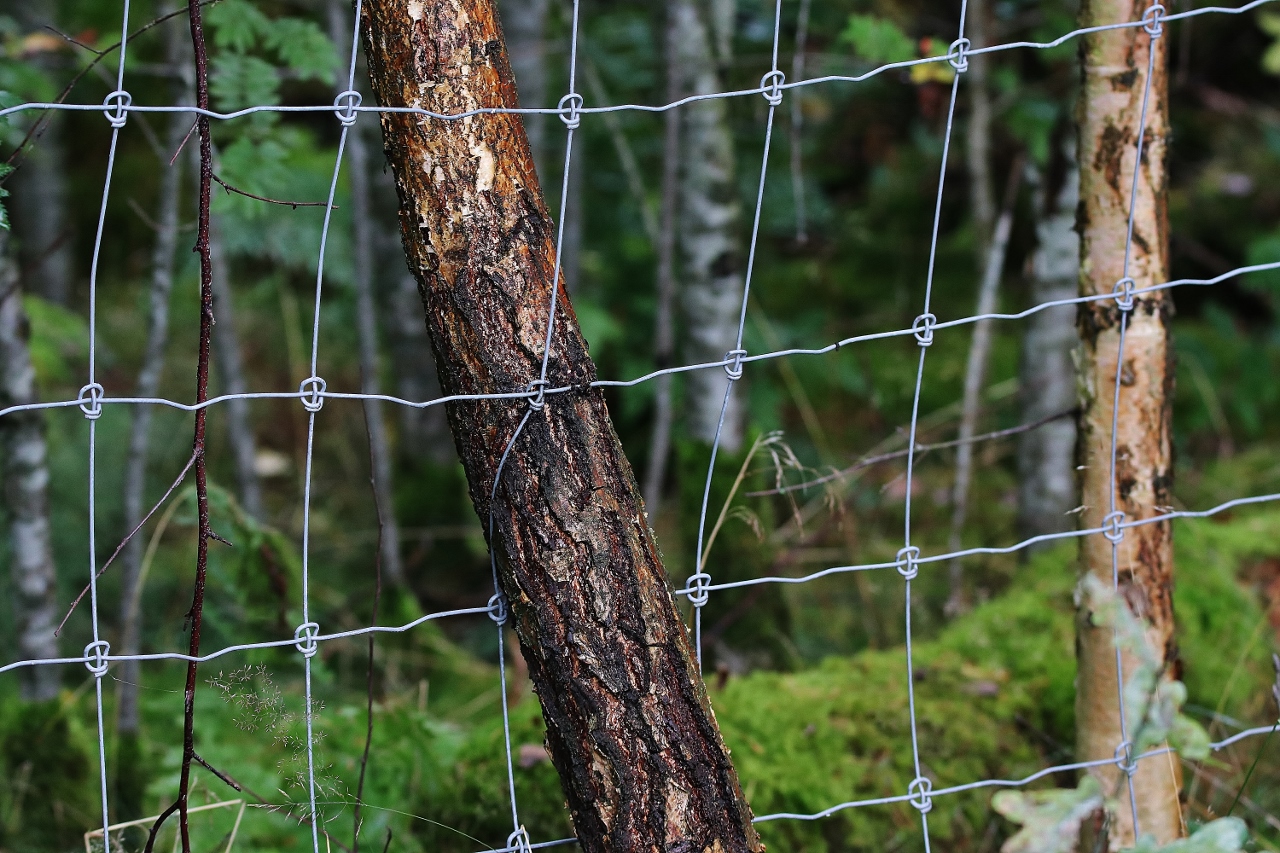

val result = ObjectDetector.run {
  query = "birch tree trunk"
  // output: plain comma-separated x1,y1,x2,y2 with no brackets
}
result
9,7,73,307
1075,1,1180,844
359,1,761,848
0,230,59,702
1018,136,1079,546
328,0,404,588
207,215,263,519
118,74,189,741
675,0,744,451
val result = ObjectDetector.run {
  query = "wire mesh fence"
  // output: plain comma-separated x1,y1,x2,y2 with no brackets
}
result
2,0,1280,850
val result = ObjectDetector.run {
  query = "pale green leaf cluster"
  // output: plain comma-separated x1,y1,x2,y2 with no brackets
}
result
992,777,1104,853
1129,818,1248,853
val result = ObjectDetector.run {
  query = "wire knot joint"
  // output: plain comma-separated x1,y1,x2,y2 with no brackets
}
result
294,622,320,658
908,776,934,813
684,572,712,607
487,593,509,625
526,379,550,412
724,349,747,381
912,313,937,347
1143,4,1166,36
1114,740,1137,776
102,90,132,128
896,546,921,581
299,376,327,413
948,38,971,72
78,383,105,420
507,827,533,853
760,70,786,106
558,93,583,130
1102,511,1126,544
83,640,110,677
333,90,362,127
1113,277,1136,312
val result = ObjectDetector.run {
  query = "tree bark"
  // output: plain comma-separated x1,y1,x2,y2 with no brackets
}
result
207,213,263,519
1018,135,1079,547
0,230,59,702
1075,0,1180,845
359,1,762,849
328,0,405,589
675,0,744,451
119,7,190,738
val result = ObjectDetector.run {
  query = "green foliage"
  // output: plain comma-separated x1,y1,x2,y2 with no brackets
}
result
839,14,916,66
0,698,96,850
24,294,89,385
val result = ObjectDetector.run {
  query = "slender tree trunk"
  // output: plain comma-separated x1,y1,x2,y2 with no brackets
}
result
945,159,1020,616
207,214,263,519
965,0,997,259
642,0,683,513
329,0,404,588
674,0,744,451
1075,0,1180,845
0,230,59,702
561,138,584,295
788,0,811,244
1018,135,1079,547
119,8,190,740
359,2,761,849
9,7,73,307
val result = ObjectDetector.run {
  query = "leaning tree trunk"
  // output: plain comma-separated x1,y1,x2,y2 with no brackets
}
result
674,0,745,451
1018,134,1079,547
0,230,60,702
1075,0,1180,845
359,1,761,850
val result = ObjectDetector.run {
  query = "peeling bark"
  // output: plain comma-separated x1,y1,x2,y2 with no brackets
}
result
359,1,761,850
0,230,59,702
1075,0,1180,845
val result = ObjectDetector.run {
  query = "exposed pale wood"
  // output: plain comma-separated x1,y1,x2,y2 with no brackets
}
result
1075,0,1181,845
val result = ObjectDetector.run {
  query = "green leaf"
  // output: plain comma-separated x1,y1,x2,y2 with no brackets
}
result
205,0,271,53
839,15,916,66
265,18,339,82
210,53,282,113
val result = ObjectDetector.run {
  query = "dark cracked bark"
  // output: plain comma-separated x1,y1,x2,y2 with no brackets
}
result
359,1,761,850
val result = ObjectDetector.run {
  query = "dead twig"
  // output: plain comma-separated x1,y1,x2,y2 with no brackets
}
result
212,173,335,209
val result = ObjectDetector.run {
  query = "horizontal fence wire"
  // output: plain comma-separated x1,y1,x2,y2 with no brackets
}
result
2,0,1278,850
